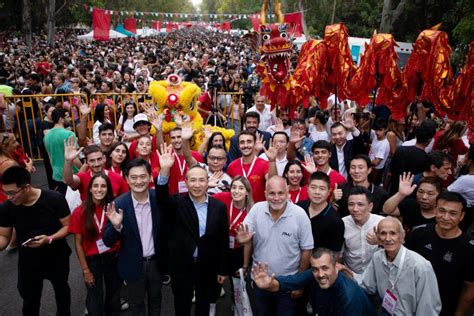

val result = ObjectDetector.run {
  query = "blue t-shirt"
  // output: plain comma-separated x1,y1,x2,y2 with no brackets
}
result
277,270,375,316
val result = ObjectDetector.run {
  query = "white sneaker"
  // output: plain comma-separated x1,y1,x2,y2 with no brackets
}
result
120,298,129,311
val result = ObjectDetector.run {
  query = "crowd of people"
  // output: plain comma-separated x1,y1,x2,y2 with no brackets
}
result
0,27,473,316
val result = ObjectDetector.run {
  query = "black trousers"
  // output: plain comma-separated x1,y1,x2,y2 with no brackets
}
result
17,254,71,316
125,259,163,316
171,261,221,316
85,252,121,316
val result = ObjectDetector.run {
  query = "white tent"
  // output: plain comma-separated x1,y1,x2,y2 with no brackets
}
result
77,30,128,41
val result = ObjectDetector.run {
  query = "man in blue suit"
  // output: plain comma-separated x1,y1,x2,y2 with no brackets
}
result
103,159,167,316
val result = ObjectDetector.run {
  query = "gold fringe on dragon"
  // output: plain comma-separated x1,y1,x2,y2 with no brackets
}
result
248,0,473,138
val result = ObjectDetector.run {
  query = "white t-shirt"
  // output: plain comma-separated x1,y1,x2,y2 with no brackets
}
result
369,137,390,169
246,104,275,131
308,125,330,142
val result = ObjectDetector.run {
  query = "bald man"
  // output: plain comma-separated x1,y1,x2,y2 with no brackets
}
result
355,217,441,315
237,176,313,316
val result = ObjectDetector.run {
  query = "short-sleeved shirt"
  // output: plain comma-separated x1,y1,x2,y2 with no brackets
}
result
289,185,308,204
297,200,345,252
44,127,79,181
227,157,269,202
406,224,474,316
69,204,120,256
244,201,314,276
0,190,71,270
399,198,436,232
389,146,430,195
76,170,129,201
368,137,390,169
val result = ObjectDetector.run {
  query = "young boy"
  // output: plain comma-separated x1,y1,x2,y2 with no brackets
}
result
368,118,390,184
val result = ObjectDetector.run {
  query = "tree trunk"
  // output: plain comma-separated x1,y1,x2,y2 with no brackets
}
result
379,0,407,33
47,0,55,45
22,0,32,48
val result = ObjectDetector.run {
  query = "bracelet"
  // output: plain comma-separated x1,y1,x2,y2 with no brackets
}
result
47,236,53,244
83,268,90,273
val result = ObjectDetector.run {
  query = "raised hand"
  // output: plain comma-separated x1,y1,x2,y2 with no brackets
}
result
174,112,183,126
398,172,417,197
254,132,265,153
341,111,355,131
252,262,275,290
105,202,123,228
235,223,254,244
181,123,195,141
263,144,278,162
157,143,175,170
79,102,91,116
289,127,304,143
203,126,213,139
150,113,163,131
274,118,284,132
302,154,317,174
208,171,224,188
64,136,83,162
333,183,343,201
141,102,156,117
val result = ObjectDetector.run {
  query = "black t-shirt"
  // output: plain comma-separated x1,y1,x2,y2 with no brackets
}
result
337,182,389,217
406,224,474,316
0,190,71,270
399,198,436,232
389,146,430,195
298,200,345,252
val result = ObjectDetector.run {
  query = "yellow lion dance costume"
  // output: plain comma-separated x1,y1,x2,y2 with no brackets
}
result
149,74,234,150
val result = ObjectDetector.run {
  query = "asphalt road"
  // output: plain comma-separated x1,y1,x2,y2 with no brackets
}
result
0,161,234,316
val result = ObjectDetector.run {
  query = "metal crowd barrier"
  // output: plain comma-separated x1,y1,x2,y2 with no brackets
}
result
2,91,250,159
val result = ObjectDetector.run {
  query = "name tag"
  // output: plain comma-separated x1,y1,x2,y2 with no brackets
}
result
229,236,235,249
178,180,188,193
382,289,397,315
96,239,110,254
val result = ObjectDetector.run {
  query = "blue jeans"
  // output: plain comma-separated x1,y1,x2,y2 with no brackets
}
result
252,282,296,316
85,252,121,316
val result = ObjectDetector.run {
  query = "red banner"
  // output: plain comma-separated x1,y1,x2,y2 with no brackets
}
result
92,8,110,41
152,20,161,31
124,18,137,34
220,21,231,32
249,15,260,31
284,12,303,37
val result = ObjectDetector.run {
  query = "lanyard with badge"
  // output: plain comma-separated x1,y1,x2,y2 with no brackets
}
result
292,187,302,204
174,153,188,193
241,157,256,178
228,200,246,249
95,206,111,254
382,247,406,315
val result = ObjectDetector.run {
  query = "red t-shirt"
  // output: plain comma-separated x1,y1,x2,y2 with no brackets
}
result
168,151,204,195
77,170,129,201
289,185,309,204
199,92,212,119
328,169,347,190
227,157,269,202
68,204,120,256
212,192,249,248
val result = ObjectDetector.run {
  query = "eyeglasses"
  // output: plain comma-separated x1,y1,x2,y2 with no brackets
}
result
2,185,26,197
208,156,226,162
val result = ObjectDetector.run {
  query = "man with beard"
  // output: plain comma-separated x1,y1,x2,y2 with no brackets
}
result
63,143,129,202
252,248,374,316
265,108,291,136
227,130,269,202
228,111,271,161
44,108,80,195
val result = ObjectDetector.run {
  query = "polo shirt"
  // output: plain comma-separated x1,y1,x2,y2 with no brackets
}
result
244,201,313,276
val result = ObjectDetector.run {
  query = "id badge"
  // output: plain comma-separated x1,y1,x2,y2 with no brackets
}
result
382,289,397,315
229,236,235,249
96,239,110,254
178,180,188,193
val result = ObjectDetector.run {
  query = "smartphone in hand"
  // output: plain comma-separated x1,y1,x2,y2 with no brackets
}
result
21,237,37,247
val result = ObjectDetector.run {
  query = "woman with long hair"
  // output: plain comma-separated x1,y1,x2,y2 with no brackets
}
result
68,174,121,315
212,176,254,306
434,121,468,164
105,142,129,177
92,103,113,145
116,101,139,147
198,130,226,160
282,160,309,204
135,136,160,185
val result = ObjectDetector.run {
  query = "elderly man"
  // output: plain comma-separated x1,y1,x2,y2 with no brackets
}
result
252,248,375,316
237,176,313,316
352,216,442,315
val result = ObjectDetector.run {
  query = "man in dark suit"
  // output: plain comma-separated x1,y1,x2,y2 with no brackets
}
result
156,144,229,316
329,121,366,179
228,111,271,161
103,159,166,316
